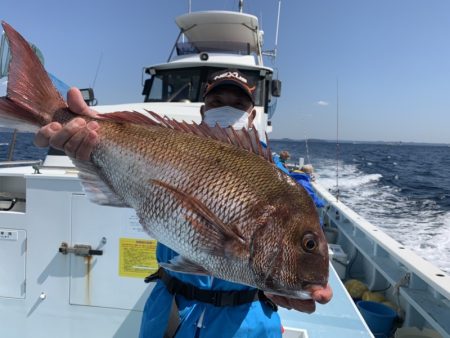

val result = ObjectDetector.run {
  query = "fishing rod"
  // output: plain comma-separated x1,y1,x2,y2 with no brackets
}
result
91,51,103,92
305,136,311,164
6,129,17,161
336,78,340,201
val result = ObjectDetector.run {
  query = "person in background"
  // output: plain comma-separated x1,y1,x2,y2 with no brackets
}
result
35,69,332,338
273,151,324,210
290,164,325,209
278,150,290,166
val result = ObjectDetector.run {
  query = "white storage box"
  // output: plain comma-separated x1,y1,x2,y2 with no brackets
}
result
328,244,348,279
283,327,309,338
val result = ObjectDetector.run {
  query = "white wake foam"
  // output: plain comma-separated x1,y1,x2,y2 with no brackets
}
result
315,160,450,274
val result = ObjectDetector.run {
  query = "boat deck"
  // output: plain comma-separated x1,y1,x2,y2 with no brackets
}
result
0,165,374,337
280,266,373,338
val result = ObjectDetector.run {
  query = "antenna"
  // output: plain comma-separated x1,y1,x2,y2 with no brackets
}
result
182,0,192,43
335,78,340,201
262,0,282,61
91,52,103,89
274,0,282,56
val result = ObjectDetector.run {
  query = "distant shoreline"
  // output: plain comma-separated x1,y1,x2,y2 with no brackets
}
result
271,138,450,147
1,130,448,148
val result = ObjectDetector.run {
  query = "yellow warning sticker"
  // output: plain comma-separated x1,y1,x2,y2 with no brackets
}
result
119,238,158,278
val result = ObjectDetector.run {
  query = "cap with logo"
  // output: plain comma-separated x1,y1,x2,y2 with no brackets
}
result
203,69,256,104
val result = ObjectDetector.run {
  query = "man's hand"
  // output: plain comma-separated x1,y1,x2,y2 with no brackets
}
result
34,87,100,161
265,283,333,314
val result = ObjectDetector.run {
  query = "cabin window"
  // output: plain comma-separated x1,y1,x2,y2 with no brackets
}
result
143,67,267,107
147,77,163,101
176,41,251,56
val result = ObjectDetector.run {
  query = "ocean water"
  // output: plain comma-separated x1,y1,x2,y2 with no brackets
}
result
1,132,449,274
271,139,450,275
0,132,47,160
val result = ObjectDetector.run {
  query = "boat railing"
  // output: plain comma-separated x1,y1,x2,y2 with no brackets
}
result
313,181,450,337
0,160,42,168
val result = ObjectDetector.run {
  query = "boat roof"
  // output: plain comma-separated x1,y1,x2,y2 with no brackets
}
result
175,11,261,54
147,59,273,73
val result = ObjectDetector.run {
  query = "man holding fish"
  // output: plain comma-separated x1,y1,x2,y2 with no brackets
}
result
0,22,332,335
33,69,332,337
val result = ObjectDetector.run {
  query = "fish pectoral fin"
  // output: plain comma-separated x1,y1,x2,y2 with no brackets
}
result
160,256,210,275
73,159,130,207
151,179,248,258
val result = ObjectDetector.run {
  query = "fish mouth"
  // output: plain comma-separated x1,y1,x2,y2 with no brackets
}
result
265,282,327,300
285,289,313,300
264,288,312,300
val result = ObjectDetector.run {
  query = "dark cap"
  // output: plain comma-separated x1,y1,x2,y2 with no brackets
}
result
203,69,256,104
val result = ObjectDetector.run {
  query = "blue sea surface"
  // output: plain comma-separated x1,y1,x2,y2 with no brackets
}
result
0,131,48,161
1,132,449,274
271,139,450,274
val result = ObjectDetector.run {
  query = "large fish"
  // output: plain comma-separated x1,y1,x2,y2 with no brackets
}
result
0,21,328,299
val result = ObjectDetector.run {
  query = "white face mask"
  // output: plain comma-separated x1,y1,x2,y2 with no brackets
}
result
203,106,249,129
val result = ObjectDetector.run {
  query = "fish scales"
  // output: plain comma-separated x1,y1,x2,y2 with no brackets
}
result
0,21,329,298
90,121,313,286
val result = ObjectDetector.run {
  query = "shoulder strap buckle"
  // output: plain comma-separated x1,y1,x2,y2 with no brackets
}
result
144,267,162,283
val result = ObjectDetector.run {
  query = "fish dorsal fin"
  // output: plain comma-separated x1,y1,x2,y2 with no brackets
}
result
99,111,160,126
145,110,272,159
146,110,273,163
100,109,273,162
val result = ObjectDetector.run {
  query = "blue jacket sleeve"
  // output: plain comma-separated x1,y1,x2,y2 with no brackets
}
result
272,153,290,175
272,153,325,208
289,172,325,208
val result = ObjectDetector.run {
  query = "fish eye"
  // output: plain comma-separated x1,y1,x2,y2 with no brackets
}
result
302,234,317,252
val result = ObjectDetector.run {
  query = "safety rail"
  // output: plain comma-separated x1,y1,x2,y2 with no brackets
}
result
0,160,42,168
312,181,450,338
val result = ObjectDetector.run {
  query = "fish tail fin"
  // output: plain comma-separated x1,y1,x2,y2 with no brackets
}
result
0,21,67,128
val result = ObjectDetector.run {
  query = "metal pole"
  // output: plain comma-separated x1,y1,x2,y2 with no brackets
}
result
7,129,17,161
336,79,340,201
273,0,282,58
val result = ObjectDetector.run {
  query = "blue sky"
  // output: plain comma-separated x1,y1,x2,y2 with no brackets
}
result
2,0,450,144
